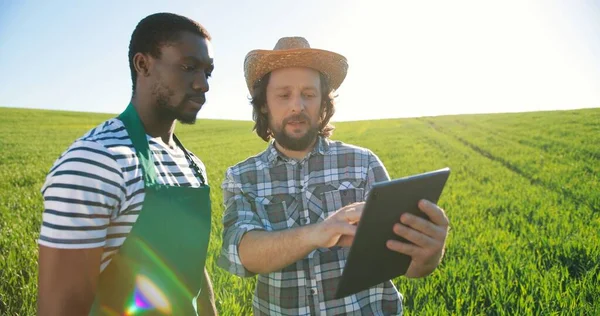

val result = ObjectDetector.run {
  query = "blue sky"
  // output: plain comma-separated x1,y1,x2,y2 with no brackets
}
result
1,0,599,122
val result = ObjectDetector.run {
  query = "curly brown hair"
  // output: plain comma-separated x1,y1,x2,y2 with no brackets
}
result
250,71,337,142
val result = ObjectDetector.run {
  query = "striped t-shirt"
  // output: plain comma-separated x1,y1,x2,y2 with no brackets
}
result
38,118,208,272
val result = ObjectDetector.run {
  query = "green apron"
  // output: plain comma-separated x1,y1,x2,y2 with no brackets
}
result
89,103,212,315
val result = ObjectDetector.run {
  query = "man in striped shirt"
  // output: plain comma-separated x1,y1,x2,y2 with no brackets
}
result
37,13,217,315
218,37,451,315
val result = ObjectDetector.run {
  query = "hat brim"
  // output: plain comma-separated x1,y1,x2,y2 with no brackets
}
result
244,48,348,94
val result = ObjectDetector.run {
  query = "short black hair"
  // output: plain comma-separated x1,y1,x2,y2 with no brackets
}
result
128,12,212,92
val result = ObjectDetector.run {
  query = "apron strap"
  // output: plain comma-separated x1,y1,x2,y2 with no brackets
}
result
173,134,207,186
118,103,158,186
118,103,207,186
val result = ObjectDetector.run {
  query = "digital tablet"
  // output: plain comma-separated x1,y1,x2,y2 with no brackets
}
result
334,167,451,299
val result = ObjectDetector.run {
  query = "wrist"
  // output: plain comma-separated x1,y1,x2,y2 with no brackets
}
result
303,222,323,249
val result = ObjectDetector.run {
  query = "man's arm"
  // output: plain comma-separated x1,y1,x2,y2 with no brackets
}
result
238,225,316,274
37,140,124,315
218,166,365,276
196,268,217,315
38,246,103,316
238,202,364,275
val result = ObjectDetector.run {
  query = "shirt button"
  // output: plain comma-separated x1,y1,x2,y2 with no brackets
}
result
300,218,308,225
310,289,316,295
299,184,304,190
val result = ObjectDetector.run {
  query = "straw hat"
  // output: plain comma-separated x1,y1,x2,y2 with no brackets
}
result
243,36,348,95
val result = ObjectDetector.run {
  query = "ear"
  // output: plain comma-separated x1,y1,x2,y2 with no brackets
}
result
133,52,152,78
260,104,268,114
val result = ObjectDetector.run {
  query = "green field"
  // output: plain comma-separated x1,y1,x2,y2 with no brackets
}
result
1,106,599,315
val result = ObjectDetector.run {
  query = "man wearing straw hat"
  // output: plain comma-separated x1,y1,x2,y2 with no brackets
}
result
218,37,450,315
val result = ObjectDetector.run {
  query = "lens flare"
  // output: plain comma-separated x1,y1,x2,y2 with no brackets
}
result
125,274,172,315
134,238,193,298
97,237,203,314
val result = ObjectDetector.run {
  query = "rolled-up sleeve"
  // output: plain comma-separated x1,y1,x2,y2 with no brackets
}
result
217,167,265,278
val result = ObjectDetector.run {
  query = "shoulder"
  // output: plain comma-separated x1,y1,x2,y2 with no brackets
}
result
220,148,271,191
225,148,270,177
324,138,378,159
69,118,136,161
80,118,134,153
48,119,128,170
42,119,135,190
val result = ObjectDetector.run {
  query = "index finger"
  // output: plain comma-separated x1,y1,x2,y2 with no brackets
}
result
341,203,364,223
417,199,449,227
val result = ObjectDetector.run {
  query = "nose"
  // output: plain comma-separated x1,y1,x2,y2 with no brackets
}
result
192,73,209,93
290,92,305,113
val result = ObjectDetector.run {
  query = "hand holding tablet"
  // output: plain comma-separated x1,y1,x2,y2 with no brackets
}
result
334,167,451,299
387,195,450,278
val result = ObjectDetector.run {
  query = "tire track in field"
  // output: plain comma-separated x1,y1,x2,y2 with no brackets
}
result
451,118,600,164
419,118,598,213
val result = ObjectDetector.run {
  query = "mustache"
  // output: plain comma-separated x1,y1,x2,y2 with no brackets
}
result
283,113,310,125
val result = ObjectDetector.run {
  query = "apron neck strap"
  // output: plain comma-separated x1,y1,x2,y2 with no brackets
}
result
173,134,207,185
118,103,158,186
117,103,207,186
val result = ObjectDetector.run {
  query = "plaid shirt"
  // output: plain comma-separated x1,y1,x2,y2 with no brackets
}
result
218,136,403,315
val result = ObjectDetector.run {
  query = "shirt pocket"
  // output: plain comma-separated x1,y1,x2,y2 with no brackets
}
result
321,182,365,219
254,194,298,231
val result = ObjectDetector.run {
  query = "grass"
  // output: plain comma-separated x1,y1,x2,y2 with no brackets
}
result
1,106,598,315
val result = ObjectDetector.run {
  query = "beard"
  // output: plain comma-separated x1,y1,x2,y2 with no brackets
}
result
152,81,198,125
271,113,319,151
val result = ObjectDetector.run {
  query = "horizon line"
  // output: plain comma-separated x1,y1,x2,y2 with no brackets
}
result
1,105,598,123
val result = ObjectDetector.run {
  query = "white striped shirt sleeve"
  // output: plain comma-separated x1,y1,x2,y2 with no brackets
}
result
38,140,126,249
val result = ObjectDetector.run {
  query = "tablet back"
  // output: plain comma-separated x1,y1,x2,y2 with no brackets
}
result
334,167,451,299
